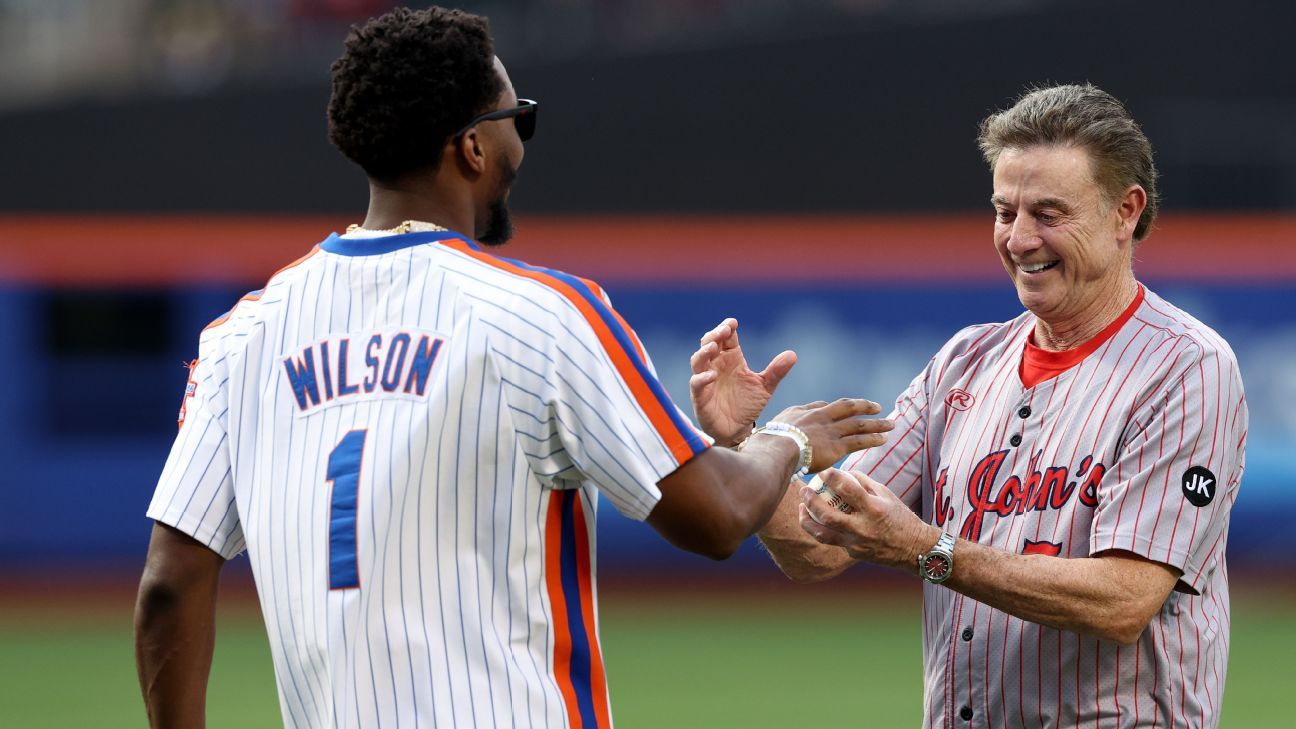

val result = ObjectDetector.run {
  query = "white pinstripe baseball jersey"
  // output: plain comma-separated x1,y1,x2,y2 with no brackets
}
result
148,229,709,729
844,284,1246,729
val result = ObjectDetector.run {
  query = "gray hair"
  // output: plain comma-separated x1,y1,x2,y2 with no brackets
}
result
978,84,1159,242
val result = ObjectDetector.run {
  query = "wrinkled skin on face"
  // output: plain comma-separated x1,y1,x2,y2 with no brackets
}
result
991,145,1144,349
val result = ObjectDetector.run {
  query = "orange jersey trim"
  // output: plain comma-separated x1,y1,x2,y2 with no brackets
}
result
443,239,704,464
201,246,322,332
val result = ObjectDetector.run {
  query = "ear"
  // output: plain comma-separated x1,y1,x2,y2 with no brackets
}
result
453,129,489,176
1115,184,1147,241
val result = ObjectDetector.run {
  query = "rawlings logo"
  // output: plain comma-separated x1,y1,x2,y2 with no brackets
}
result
932,450,1106,541
944,388,975,411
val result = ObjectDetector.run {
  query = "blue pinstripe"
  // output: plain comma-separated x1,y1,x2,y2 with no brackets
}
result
358,264,386,729
473,324,500,728
431,283,461,724
491,391,520,729
411,253,441,728
268,263,309,729
453,316,481,727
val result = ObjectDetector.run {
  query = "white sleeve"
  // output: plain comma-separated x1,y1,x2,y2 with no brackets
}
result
494,279,709,521
146,334,245,559
1091,345,1247,592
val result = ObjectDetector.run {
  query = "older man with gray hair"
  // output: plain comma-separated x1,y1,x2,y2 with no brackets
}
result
689,84,1246,727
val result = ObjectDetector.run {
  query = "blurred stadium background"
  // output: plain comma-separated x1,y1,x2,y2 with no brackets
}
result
1,0,1293,726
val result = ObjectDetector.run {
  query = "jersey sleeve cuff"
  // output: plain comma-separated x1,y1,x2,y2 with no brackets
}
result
1090,529,1201,594
146,507,246,561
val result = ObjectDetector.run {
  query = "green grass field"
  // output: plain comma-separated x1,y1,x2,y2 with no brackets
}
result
1,585,1290,728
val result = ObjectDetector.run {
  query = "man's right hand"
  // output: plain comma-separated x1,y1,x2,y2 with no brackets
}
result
762,398,894,472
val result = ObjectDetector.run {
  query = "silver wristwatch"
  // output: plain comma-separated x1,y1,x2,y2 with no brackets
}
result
750,421,813,478
917,532,956,584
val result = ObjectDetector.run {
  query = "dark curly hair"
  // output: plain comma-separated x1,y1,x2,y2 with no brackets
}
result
327,6,505,180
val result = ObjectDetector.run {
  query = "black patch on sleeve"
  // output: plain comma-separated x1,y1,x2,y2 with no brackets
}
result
1181,466,1217,507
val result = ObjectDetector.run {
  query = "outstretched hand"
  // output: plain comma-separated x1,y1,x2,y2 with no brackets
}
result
689,318,797,446
767,398,894,472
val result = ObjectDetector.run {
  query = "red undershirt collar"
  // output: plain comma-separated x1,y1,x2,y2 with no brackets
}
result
1019,284,1145,389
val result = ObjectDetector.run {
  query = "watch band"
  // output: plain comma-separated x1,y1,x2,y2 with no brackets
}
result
750,421,813,478
917,532,956,584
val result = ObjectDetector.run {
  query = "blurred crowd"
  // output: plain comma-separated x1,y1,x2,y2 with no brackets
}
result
0,0,1059,109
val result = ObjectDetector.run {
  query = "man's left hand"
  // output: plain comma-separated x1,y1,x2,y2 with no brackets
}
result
798,468,938,572
689,318,797,446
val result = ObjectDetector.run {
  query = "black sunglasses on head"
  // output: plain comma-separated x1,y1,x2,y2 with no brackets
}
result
454,98,538,142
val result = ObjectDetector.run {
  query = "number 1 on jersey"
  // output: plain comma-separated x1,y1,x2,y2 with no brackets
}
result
326,429,366,590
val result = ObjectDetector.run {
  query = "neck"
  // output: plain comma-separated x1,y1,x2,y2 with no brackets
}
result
1032,274,1139,351
360,175,475,236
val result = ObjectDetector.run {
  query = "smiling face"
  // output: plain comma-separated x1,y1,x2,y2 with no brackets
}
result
992,145,1141,332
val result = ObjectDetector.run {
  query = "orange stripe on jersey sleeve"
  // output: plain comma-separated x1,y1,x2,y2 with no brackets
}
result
576,275,647,362
443,240,704,464
202,246,321,331
544,492,583,728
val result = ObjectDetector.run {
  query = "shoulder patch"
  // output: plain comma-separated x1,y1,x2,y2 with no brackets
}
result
177,359,200,429
1181,466,1217,507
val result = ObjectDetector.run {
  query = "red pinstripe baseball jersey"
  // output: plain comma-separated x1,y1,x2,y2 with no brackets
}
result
844,284,1246,728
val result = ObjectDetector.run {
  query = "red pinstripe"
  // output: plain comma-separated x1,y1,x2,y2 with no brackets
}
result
1102,326,1162,544
1153,371,1191,568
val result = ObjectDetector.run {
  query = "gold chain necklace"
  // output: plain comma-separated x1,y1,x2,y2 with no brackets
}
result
345,220,447,234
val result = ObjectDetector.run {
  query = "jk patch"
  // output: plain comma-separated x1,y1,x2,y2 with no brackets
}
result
1181,466,1216,507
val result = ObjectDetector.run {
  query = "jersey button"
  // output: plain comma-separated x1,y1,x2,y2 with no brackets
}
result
961,626,974,641
1018,405,1032,418
960,706,974,721
1009,433,1022,447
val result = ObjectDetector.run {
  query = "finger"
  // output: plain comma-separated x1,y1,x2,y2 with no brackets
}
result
799,483,852,530
824,398,883,419
689,370,718,398
757,350,797,392
689,341,718,374
721,320,742,351
842,416,895,435
839,433,889,452
848,470,902,505
699,318,737,347
819,468,868,512
798,504,847,546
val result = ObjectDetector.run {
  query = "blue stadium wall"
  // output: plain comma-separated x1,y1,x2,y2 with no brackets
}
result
1,215,1291,576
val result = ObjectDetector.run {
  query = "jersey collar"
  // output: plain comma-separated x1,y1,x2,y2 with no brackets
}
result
319,230,478,256
1019,283,1145,387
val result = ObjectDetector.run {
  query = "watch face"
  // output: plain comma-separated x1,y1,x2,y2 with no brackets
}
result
923,554,951,580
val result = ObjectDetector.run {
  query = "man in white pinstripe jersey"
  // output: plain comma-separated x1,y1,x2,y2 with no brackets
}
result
691,84,1246,727
131,6,896,728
